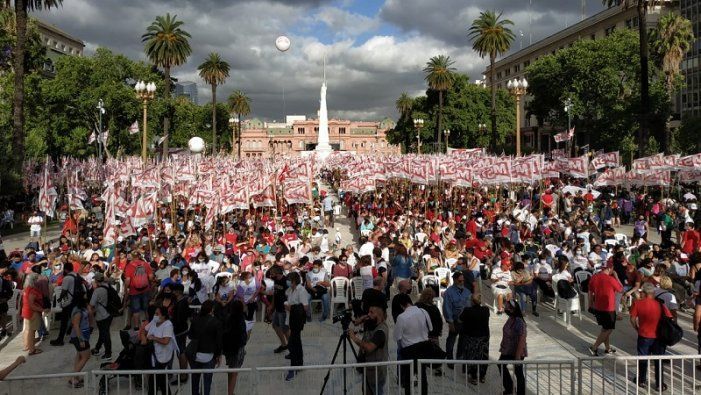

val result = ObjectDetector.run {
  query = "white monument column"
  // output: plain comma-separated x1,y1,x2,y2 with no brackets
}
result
315,57,332,158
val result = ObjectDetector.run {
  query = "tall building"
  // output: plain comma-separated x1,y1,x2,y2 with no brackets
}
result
680,0,700,120
36,19,85,75
174,81,198,105
483,1,676,151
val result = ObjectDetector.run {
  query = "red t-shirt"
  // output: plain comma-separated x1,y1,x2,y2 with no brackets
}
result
589,272,623,312
21,286,43,320
682,230,700,254
541,193,554,208
124,260,152,295
631,298,672,339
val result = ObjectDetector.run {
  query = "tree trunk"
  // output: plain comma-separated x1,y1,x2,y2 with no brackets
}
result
211,84,217,153
162,65,171,158
437,90,443,152
12,0,27,174
490,53,498,153
637,3,650,157
237,115,242,158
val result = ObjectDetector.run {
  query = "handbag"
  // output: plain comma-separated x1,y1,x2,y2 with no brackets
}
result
656,298,683,346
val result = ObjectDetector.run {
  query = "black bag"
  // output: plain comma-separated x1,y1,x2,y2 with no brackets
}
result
99,285,123,317
557,279,577,299
655,299,683,346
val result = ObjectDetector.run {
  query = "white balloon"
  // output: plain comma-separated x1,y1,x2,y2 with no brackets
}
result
275,35,291,52
188,136,205,153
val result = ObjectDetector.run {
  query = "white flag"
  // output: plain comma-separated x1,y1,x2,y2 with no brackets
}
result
128,121,139,135
157,134,168,145
88,131,96,144
100,129,109,146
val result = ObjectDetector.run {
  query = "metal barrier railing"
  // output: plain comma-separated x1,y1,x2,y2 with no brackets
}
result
1,371,89,395
417,359,576,395
92,367,253,395
255,360,413,395
3,356,701,395
578,354,701,395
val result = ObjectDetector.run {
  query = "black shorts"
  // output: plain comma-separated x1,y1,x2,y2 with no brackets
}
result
594,310,616,330
70,337,91,352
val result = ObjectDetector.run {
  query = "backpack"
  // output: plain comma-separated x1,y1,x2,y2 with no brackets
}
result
131,263,149,291
99,284,122,317
655,296,683,346
65,273,87,305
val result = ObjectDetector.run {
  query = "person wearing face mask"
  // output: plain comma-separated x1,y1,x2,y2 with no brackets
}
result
284,271,309,381
143,305,177,395
498,299,528,395
348,305,389,395
305,260,330,322
442,271,472,363
572,246,589,273
236,271,259,321
190,252,218,295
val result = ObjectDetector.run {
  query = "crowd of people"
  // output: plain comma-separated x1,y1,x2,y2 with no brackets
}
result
0,170,700,394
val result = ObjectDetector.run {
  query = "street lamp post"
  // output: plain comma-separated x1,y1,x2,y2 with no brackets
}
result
228,116,239,158
564,98,573,157
135,81,156,163
443,129,450,153
413,118,424,153
478,123,487,133
507,77,528,156
96,99,105,161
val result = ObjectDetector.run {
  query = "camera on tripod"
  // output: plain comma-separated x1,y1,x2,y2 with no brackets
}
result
332,308,353,329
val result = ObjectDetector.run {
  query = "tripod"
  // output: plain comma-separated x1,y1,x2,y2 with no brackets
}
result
319,324,359,395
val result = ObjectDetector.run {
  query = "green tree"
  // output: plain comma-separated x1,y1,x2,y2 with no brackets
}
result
526,29,670,155
602,0,661,155
197,52,230,153
388,74,515,152
3,0,62,174
394,92,413,152
676,116,701,154
650,12,694,96
423,55,455,151
227,90,251,158
468,10,515,153
142,13,192,157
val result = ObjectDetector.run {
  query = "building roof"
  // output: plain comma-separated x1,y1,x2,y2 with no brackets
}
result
35,19,85,48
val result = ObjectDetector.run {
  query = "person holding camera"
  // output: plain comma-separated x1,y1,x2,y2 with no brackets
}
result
348,306,389,395
284,272,309,381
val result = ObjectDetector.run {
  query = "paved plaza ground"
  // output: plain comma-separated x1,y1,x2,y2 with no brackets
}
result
1,190,700,394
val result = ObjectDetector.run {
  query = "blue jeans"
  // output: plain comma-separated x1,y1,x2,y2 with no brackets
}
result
445,322,465,360
514,284,537,313
191,358,216,395
307,291,330,321
637,337,663,386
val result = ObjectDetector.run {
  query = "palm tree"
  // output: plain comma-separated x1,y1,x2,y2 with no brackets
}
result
650,12,694,96
602,1,660,156
5,0,62,172
650,12,694,153
228,90,251,158
142,13,192,157
469,10,514,153
395,92,414,152
423,55,455,152
198,52,230,153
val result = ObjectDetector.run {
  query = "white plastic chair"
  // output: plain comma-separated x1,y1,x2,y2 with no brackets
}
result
604,239,617,250
445,258,457,268
350,277,364,301
6,289,21,334
434,267,451,297
287,239,301,251
551,276,581,327
574,271,592,310
330,277,350,316
322,260,334,274
420,274,439,291
614,233,629,247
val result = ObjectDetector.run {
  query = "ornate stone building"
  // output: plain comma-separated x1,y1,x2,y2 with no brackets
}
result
239,116,400,158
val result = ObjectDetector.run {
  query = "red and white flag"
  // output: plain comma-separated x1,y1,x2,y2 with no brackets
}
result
591,151,619,170
88,132,96,144
128,121,139,135
554,127,574,143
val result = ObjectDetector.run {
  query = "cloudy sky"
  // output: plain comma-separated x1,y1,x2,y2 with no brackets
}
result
34,0,606,121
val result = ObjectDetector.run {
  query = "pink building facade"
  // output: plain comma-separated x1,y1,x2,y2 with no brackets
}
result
240,118,401,158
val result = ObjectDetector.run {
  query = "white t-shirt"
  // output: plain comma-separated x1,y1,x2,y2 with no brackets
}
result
239,279,258,303
147,319,176,364
491,268,512,288
216,283,235,300
358,242,374,257
28,215,42,232
306,269,329,288
533,262,553,280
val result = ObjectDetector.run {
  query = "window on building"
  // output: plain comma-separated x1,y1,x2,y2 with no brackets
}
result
605,26,616,36
314,127,319,132
590,34,596,40
524,60,530,68
339,127,346,134
496,72,502,79
298,127,305,134
514,64,520,73
505,68,511,76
